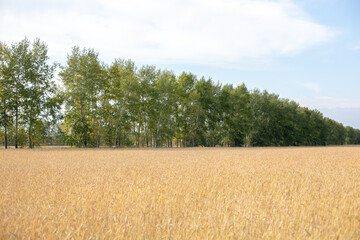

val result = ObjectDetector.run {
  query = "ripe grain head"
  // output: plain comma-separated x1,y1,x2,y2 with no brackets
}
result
0,147,359,239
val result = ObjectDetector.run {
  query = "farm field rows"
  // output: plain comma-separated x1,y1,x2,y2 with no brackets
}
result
1,147,360,239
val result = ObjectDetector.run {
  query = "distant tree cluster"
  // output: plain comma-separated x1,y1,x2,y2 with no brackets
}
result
1,38,360,148
0,38,62,148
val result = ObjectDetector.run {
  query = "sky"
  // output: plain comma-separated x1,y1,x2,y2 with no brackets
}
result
1,0,359,128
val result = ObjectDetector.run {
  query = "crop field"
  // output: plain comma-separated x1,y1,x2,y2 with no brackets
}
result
1,147,360,239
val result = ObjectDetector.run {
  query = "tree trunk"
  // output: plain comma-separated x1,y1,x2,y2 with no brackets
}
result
156,125,160,148
80,96,85,147
145,123,149,147
138,122,141,147
97,123,101,148
115,124,118,147
117,128,121,147
15,108,18,149
28,124,32,149
4,126,8,149
116,107,123,148
28,135,32,148
133,122,136,147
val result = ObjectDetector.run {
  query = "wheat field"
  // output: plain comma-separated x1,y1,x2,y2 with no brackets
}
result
0,147,359,239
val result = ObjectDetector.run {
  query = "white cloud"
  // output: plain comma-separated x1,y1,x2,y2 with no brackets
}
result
352,45,360,51
301,82,321,93
297,96,360,109
0,0,334,65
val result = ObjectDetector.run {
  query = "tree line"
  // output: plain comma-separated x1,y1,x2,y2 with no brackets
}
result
1,38,360,148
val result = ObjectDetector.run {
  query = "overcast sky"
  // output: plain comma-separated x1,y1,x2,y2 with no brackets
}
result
1,0,359,128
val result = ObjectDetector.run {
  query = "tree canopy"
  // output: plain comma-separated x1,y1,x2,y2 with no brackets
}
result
1,38,360,148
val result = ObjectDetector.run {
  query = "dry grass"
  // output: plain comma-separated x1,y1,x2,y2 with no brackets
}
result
0,147,360,239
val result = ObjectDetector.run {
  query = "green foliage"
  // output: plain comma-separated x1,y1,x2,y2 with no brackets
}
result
0,38,60,148
1,38,359,148
60,47,104,147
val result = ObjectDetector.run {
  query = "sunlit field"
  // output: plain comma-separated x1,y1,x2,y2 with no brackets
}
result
1,147,359,239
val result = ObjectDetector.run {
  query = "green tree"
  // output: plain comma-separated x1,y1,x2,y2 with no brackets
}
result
21,39,58,148
60,47,103,147
325,118,346,145
346,126,358,144
0,42,11,149
152,70,177,147
229,84,251,146
175,72,197,147
2,38,360,148
106,59,135,147
137,65,158,147
249,90,276,146
121,61,140,147
194,78,222,146
0,39,28,148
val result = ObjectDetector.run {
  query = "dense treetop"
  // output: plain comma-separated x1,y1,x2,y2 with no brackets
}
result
1,38,359,148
